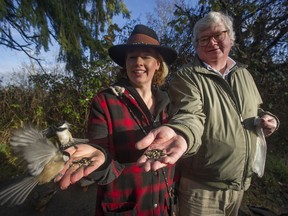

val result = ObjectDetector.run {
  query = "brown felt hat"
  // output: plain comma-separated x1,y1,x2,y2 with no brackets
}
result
108,24,177,67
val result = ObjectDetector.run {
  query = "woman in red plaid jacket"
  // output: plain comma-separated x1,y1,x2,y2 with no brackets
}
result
57,24,178,216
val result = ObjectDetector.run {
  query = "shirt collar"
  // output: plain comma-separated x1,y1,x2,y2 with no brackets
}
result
203,57,236,79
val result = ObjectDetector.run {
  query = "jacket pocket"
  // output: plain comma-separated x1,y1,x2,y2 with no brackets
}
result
102,202,137,216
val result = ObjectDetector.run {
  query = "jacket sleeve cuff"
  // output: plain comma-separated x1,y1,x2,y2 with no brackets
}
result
87,160,125,185
86,143,125,185
164,123,197,157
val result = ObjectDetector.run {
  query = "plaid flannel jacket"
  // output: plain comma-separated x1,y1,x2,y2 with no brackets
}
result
87,79,175,216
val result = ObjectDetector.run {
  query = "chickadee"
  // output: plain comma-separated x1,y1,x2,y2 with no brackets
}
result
0,124,70,206
43,121,89,150
45,121,96,190
47,122,95,189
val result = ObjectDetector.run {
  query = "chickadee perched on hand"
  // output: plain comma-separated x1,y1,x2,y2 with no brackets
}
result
0,124,71,206
43,121,89,150
44,121,95,189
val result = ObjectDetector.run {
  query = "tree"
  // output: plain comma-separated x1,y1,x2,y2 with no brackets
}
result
0,0,130,72
149,0,287,117
215,0,288,65
147,0,287,67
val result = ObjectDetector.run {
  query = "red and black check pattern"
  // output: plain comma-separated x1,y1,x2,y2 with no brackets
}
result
87,80,175,215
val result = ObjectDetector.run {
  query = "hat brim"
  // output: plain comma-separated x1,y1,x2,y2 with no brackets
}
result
108,44,177,67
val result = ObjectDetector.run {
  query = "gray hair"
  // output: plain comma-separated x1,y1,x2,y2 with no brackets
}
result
192,11,235,47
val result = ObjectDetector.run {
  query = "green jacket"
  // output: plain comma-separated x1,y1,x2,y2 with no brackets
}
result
167,56,270,190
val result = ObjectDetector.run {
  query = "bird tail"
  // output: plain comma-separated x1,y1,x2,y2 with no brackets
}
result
0,176,38,206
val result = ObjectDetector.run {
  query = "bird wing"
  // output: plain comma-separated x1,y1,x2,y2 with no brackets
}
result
10,125,61,176
0,177,38,206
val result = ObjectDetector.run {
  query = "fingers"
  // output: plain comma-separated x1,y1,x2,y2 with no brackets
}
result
263,127,275,137
135,132,155,150
137,133,187,172
135,126,176,150
56,145,106,189
64,146,78,155
138,151,182,172
59,163,84,189
69,157,103,183
137,151,168,172
260,115,277,137
58,158,95,189
138,153,180,172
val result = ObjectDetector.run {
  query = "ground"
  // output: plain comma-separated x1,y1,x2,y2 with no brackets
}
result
0,179,287,216
0,179,97,216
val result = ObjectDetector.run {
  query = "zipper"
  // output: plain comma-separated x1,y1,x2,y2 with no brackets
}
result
195,60,250,189
225,69,249,190
206,68,248,190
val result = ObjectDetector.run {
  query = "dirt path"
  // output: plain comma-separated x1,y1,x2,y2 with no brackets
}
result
0,179,97,216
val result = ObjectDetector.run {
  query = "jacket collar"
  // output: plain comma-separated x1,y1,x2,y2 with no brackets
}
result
110,78,170,117
191,56,247,76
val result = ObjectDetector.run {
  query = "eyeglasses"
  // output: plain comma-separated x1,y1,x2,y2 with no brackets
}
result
197,30,228,47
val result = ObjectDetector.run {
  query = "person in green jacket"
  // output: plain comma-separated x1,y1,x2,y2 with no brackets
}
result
135,11,280,215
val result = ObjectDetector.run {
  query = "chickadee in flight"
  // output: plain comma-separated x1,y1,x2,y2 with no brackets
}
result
43,121,94,188
0,124,71,206
44,121,95,189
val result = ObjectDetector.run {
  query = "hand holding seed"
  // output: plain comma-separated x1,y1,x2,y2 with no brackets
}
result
136,126,188,172
144,149,166,160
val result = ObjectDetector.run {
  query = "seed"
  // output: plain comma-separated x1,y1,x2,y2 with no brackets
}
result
72,157,92,166
144,149,166,160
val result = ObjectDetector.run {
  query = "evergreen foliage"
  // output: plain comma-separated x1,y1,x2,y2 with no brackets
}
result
0,0,130,71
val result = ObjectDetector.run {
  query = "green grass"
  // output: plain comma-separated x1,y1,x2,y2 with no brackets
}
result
242,153,288,214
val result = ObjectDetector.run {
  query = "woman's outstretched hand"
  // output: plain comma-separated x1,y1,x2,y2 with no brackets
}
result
55,144,105,189
135,126,187,172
